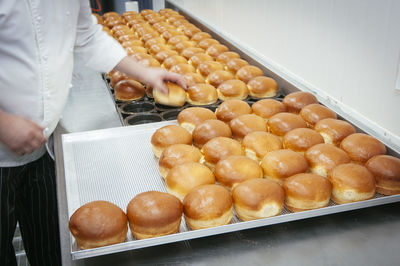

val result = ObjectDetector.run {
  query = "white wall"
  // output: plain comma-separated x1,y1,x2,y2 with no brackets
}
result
169,0,400,148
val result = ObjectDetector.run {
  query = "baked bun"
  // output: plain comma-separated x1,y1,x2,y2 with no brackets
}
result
191,32,212,43
144,37,166,48
206,44,229,59
69,201,128,249
198,38,220,50
119,35,141,44
283,128,324,154
159,144,202,179
229,114,267,141
183,184,233,230
175,40,197,53
201,137,244,170
328,163,376,204
126,46,148,55
252,99,287,121
366,155,400,195
148,43,170,55
170,63,196,74
186,83,218,106
216,51,240,65
260,149,309,184
247,76,278,98
236,65,263,83
155,49,179,63
305,143,350,177
206,70,235,88
282,91,318,114
299,104,337,128
110,71,128,87
182,72,206,87
153,82,186,107
217,79,249,101
151,125,193,157
215,99,252,123
283,173,332,212
177,107,217,133
189,53,214,68
315,118,356,146
162,55,187,69
193,119,232,148
225,58,249,74
215,155,262,190
340,133,386,164
114,79,145,101
167,35,189,46
197,61,224,77
130,52,153,62
181,47,205,60
166,162,215,201
126,191,182,239
138,57,161,68
242,131,282,161
267,112,307,137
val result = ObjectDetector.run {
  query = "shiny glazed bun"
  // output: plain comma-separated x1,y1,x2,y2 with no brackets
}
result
340,133,386,164
201,137,244,170
282,128,324,154
252,99,287,121
197,61,224,77
186,83,218,106
198,38,220,50
182,72,206,87
153,82,186,107
151,125,193,158
260,149,309,184
225,58,249,74
215,99,252,123
283,173,332,212
189,53,214,68
206,70,235,88
174,40,197,53
206,44,229,59
154,49,179,63
247,76,278,98
69,201,128,249
366,155,400,195
191,32,212,43
167,35,189,46
299,104,337,128
110,71,128,87
181,47,205,60
169,63,196,74
242,131,282,161
328,163,376,204
267,112,307,137
193,119,232,148
217,79,249,101
229,114,267,141
125,46,148,55
126,191,182,239
114,79,145,101
148,43,171,55
315,118,356,146
144,37,166,48
183,184,233,230
162,55,188,69
236,65,263,83
216,51,240,65
305,143,350,177
282,91,318,114
177,107,217,133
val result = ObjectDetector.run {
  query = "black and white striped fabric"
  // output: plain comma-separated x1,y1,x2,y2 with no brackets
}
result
0,153,61,266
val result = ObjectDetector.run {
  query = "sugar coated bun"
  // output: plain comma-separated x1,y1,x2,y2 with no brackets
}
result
189,53,214,68
191,32,212,43
187,83,218,106
151,125,193,158
252,99,287,121
166,162,215,201
159,144,202,179
282,91,318,114
247,76,278,98
193,119,232,148
299,104,337,128
126,191,182,239
181,47,205,60
217,79,249,101
267,112,307,137
69,201,128,249
225,58,249,74
229,114,267,141
283,128,324,154
197,61,224,77
315,118,356,146
340,133,386,164
260,149,309,184
162,55,187,69
177,107,217,133
242,131,282,161
236,65,263,84
206,44,229,59
216,51,240,65
215,155,262,190
215,99,252,123
114,79,145,101
153,82,186,107
198,38,220,50
155,49,179,63
366,155,400,195
283,173,332,212
328,163,376,204
206,70,235,88
170,63,196,74
305,143,350,177
201,137,244,170
183,184,233,230
182,72,206,87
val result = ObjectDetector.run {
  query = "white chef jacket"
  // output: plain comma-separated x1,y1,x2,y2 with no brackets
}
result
0,0,127,166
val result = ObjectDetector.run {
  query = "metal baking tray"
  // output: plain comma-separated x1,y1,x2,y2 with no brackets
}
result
62,120,400,260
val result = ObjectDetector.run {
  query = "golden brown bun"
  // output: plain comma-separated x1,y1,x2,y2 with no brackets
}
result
115,29,134,39
267,112,307,137
182,72,206,87
121,39,142,49
126,46,148,55
162,55,188,69
206,70,235,88
103,11,120,20
299,104,337,128
340,133,386,164
283,173,332,212
151,125,193,158
182,26,201,38
216,51,240,65
155,49,179,63
110,71,128,87
247,76,278,98
175,40,197,54
225,58,249,74
183,184,233,230
153,82,186,107
119,35,141,44
197,61,224,77
252,99,287,121
130,52,153,62
236,65,264,83
217,79,249,101
260,149,309,184
144,37,166,48
187,84,218,106
242,131,282,161
305,143,350,177
189,53,214,68
69,201,127,249
159,144,202,179
193,119,232,148
283,128,324,154
181,47,205,60
126,191,182,239
328,163,376,204
167,35,189,46
138,57,161,68
148,43,170,55
215,155,262,190
314,118,356,146
201,137,244,170
229,114,267,141
366,155,400,195
206,44,229,59
170,63,196,75
114,79,145,101
177,107,217,133
215,99,252,123
198,38,220,50
166,162,215,201
191,32,212,43
282,91,319,114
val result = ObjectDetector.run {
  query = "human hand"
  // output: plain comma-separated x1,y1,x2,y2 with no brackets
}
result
142,67,187,95
0,112,47,156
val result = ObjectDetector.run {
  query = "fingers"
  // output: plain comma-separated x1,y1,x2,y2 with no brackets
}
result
156,81,169,95
164,72,187,90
